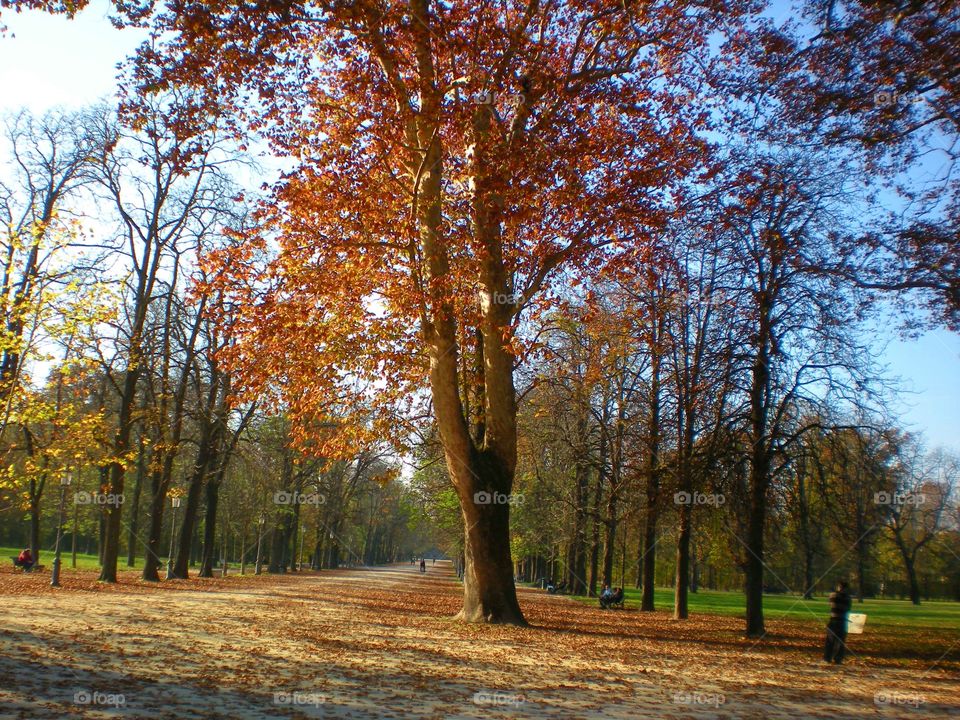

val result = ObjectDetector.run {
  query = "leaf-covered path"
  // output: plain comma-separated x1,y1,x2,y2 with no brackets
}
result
0,561,956,719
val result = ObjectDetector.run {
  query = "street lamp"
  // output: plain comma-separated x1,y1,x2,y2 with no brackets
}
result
255,514,265,575
166,496,182,579
51,472,73,588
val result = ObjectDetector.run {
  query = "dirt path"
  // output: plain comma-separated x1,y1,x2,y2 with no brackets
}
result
0,562,957,719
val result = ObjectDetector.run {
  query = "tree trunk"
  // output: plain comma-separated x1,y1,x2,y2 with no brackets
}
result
602,493,618,588
567,446,590,595
855,542,867,603
457,471,524,624
126,432,147,567
640,495,658,610
802,545,815,600
641,333,662,609
99,366,139,582
675,502,691,619
97,465,109,567
268,521,287,573
905,553,920,605
587,470,603,597
98,512,106,566
28,491,40,564
407,37,526,622
172,460,207,579
171,380,223,578
199,474,222,577
744,474,767,638
141,464,169,582
744,283,773,638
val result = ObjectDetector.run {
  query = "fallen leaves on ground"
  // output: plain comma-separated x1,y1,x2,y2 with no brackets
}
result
0,563,956,719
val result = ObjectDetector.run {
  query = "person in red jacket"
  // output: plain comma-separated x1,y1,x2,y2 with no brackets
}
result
15,548,34,571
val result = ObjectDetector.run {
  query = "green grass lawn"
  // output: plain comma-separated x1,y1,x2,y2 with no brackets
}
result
3,545,105,571
555,584,960,631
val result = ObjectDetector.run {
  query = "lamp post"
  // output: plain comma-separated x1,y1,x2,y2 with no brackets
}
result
255,514,265,575
166,497,181,579
51,472,73,588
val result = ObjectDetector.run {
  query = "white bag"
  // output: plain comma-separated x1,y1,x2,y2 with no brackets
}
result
847,613,867,634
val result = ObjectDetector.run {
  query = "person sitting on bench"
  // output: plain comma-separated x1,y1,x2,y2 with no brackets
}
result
600,586,624,609
599,584,613,608
14,548,34,571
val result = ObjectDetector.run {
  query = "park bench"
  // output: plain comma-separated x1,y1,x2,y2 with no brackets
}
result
10,557,46,572
599,590,625,609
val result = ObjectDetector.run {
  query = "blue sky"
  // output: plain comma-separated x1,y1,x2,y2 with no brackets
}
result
1,1,957,452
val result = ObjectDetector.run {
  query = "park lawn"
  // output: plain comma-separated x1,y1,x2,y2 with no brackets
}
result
564,585,960,631
2,546,109,572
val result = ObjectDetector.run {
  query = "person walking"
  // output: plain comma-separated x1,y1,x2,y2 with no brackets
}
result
824,580,852,664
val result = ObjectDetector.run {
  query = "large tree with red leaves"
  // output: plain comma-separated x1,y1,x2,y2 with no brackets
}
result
104,0,753,624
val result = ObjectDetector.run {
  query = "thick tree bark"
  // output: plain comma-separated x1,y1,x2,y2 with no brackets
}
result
457,466,524,623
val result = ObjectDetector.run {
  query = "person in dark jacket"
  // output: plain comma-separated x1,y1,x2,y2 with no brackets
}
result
824,580,852,664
